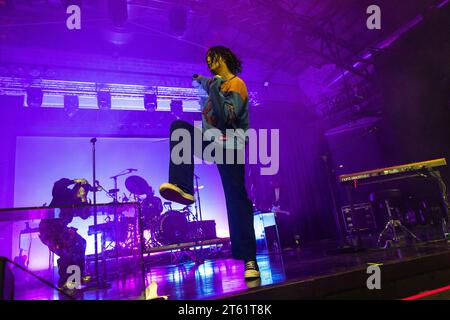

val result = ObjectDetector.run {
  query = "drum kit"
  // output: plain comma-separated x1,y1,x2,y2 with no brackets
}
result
102,170,205,249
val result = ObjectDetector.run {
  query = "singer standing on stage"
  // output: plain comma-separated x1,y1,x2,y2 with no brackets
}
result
159,46,259,280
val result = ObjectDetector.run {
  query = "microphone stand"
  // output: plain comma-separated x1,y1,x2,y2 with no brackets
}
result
112,176,119,204
90,138,100,286
194,174,203,222
109,170,133,203
90,138,111,289
108,169,133,277
190,174,205,264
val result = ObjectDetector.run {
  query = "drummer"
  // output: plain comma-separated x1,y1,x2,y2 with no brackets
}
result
126,175,163,228
141,185,163,228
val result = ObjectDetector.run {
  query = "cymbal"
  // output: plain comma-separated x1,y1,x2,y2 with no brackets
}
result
125,175,150,195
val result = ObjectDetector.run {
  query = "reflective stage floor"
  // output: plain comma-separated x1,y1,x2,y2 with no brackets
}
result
11,237,450,300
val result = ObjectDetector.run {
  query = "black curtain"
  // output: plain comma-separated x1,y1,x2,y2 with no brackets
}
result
250,104,338,243
374,4,450,182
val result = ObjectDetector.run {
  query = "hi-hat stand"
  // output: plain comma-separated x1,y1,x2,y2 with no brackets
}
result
192,174,205,241
193,173,203,222
108,169,134,274
177,174,207,264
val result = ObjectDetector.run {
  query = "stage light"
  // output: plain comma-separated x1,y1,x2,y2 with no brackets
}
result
144,93,157,111
64,95,79,117
170,100,183,118
97,91,111,110
26,87,43,108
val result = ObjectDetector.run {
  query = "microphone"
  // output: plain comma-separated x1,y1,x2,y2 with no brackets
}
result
94,180,103,191
127,168,138,172
192,74,202,88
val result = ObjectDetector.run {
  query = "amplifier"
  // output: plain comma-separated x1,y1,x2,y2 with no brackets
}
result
188,220,217,240
341,202,377,233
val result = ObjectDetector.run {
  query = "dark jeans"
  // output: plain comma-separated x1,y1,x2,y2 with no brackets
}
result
168,120,256,261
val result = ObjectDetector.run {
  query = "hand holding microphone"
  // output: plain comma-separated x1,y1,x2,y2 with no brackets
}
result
192,74,201,88
193,74,221,80
94,180,103,192
192,73,222,89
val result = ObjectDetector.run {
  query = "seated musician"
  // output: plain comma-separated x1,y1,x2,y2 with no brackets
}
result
39,178,93,290
141,185,163,229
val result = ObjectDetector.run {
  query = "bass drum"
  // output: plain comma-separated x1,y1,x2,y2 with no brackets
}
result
157,210,189,245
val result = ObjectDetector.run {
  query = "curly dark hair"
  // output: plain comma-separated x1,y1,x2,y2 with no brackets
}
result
206,46,242,75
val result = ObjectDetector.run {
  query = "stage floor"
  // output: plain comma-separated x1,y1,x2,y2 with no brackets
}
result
12,237,450,300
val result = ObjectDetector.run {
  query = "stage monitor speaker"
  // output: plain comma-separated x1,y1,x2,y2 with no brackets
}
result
341,203,377,233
